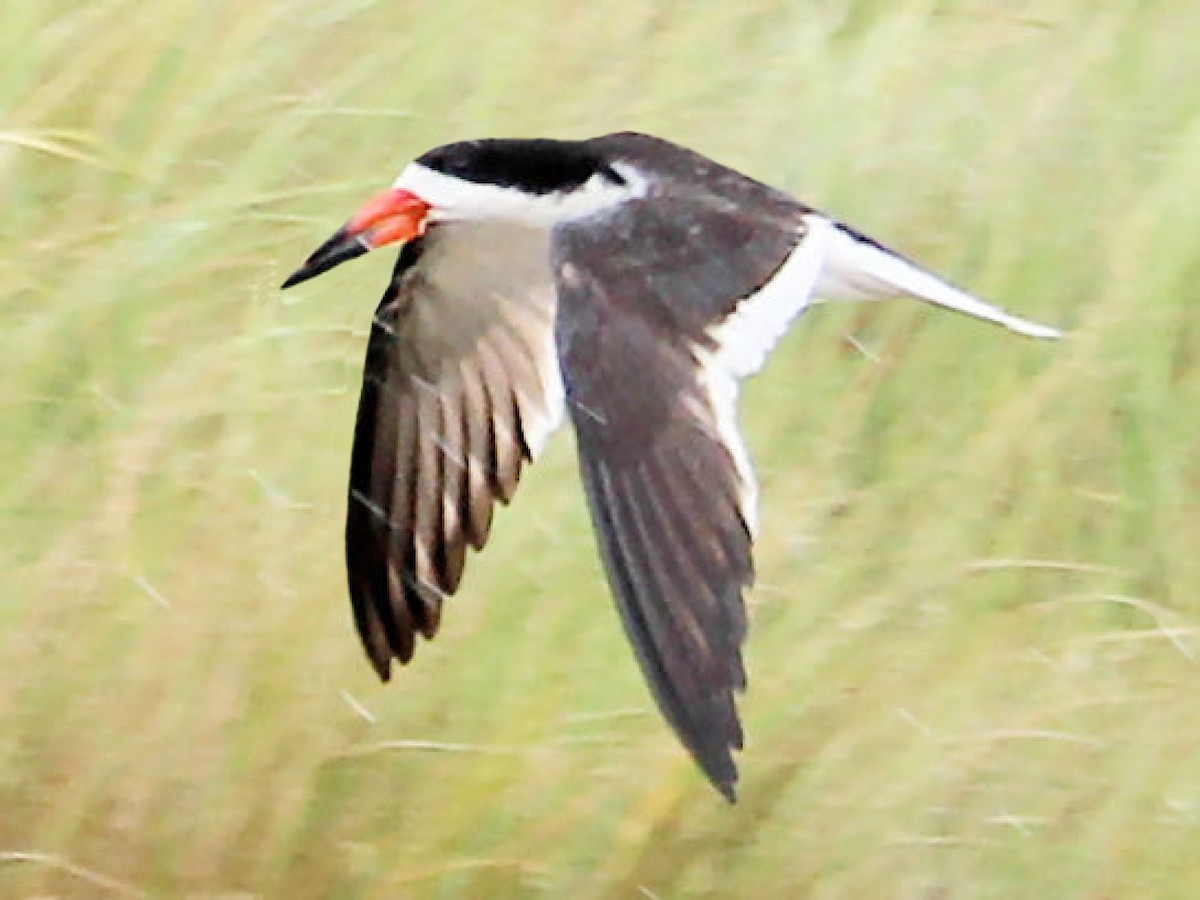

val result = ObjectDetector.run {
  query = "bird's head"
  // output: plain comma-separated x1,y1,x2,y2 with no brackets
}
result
281,138,641,290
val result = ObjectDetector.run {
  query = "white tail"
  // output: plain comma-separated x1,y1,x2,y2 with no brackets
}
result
814,217,1062,340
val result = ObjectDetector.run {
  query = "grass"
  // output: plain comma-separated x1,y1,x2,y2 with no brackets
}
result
3,0,1199,895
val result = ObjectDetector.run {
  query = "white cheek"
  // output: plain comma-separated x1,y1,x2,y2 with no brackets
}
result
393,165,513,221
393,162,644,226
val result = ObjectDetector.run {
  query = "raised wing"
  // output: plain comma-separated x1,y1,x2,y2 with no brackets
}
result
552,198,803,800
347,224,563,679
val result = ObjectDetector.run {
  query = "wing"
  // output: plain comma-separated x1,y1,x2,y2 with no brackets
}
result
347,223,563,679
552,198,802,801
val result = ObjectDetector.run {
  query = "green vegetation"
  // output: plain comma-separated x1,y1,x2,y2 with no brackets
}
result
3,0,1198,895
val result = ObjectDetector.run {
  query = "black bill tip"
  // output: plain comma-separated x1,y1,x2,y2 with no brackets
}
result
281,227,370,289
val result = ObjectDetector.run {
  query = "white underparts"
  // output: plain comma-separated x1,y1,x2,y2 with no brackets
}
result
690,353,758,536
707,215,832,379
522,314,567,460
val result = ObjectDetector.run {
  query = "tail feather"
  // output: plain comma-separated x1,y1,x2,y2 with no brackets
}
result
814,218,1062,340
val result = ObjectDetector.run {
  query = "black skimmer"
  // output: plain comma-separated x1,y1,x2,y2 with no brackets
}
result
282,132,1060,801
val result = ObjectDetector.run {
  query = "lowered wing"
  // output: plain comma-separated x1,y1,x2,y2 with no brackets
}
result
551,197,803,800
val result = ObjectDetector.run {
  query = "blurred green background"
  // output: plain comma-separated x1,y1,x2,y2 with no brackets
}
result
3,0,1199,896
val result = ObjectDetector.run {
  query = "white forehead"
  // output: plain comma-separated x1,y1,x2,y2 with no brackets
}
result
392,161,645,227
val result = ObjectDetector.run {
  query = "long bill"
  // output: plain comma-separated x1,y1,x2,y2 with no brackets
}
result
282,188,431,289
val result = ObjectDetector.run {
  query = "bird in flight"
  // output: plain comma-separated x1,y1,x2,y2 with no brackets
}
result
282,132,1060,801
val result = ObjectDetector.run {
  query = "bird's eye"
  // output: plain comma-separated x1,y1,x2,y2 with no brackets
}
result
599,163,627,186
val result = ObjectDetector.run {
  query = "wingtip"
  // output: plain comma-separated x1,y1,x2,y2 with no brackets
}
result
696,746,741,803
716,778,739,804
367,651,393,683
